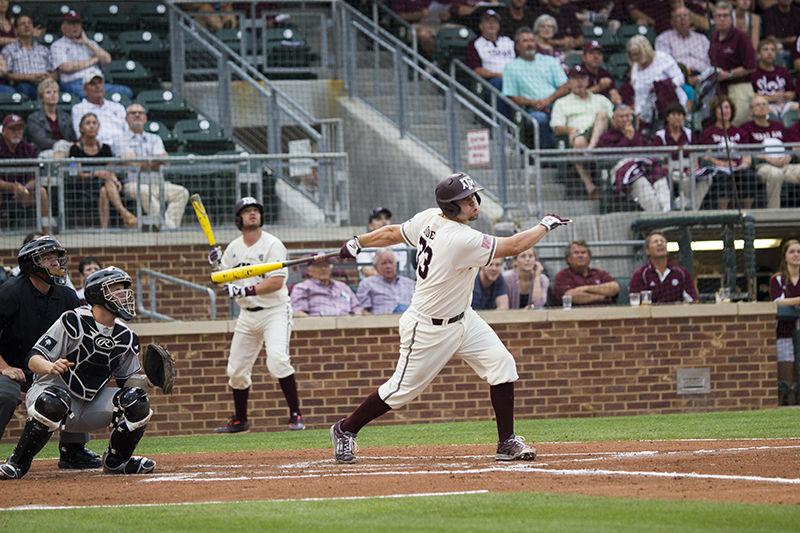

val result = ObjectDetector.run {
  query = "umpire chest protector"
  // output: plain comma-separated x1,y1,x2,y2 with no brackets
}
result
56,308,139,400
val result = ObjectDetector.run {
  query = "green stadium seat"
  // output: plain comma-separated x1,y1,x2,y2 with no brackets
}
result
782,108,799,128
56,92,80,112
83,3,131,34
618,24,655,45
104,59,153,94
263,27,313,69
173,118,235,155
89,31,117,55
217,28,245,56
136,89,196,128
144,120,181,153
130,2,170,34
0,92,37,118
42,4,74,33
116,31,169,81
615,277,630,305
107,91,132,109
433,25,475,68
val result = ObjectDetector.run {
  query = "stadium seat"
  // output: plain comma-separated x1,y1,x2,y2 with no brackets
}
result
83,3,131,34
782,108,799,128
130,2,170,35
42,3,74,33
107,91,132,109
614,276,630,305
217,28,245,55
136,89,196,128
104,59,153,94
0,92,36,118
56,92,80,112
618,24,655,45
116,31,170,81
173,118,235,155
582,26,619,51
606,52,630,82
433,26,476,69
263,27,313,69
144,120,181,153
89,31,117,55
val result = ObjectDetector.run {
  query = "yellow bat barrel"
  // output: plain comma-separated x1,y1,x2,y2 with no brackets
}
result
210,261,286,283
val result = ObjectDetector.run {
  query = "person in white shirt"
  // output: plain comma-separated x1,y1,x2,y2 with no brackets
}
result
121,104,189,230
71,72,129,155
627,35,687,126
49,10,131,99
654,6,711,77
330,172,571,464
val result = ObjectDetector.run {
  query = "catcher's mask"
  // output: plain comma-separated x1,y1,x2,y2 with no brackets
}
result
84,266,136,320
17,236,68,285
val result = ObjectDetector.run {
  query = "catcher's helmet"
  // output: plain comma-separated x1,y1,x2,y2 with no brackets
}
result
84,266,136,321
17,236,68,285
234,196,264,230
435,172,484,218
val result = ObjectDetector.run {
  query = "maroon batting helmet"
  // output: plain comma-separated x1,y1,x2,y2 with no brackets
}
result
435,172,484,218
234,196,264,230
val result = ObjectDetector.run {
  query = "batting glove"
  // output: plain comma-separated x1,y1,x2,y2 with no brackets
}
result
339,236,362,260
538,214,571,232
220,284,256,298
207,245,223,267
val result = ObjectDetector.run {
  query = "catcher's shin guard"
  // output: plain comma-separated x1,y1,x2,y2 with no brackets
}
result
106,388,152,464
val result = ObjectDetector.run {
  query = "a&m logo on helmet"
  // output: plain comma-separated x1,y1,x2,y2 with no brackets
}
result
459,174,476,190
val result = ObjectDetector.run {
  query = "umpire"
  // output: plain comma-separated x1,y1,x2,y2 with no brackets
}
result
0,236,101,469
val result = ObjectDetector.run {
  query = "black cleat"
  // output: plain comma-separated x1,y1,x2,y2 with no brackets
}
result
58,445,102,469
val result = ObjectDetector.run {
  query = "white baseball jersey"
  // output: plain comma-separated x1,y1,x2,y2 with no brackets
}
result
400,208,497,318
222,230,289,309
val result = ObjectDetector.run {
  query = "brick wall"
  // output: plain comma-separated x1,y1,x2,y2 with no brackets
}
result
0,304,778,441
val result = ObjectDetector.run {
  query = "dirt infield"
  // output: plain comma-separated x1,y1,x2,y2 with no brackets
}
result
1,439,798,509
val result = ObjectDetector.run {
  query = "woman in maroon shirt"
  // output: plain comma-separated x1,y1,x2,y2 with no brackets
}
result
696,95,757,209
769,238,800,405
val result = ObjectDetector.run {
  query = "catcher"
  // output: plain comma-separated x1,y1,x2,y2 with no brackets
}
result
0,266,175,479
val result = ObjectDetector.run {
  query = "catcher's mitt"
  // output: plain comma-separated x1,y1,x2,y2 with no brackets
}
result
142,343,176,394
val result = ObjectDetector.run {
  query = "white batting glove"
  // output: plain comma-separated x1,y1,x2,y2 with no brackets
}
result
207,245,222,268
220,284,256,298
538,214,571,232
339,236,362,260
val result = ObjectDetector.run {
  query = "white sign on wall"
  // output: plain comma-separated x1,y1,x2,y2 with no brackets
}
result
466,129,490,167
288,139,313,177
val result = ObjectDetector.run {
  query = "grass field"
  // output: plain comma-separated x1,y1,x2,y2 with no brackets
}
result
1,408,799,532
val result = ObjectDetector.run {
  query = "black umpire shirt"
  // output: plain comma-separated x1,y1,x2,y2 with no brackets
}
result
0,275,80,385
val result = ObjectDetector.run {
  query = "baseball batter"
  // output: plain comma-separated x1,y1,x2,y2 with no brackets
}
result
209,197,304,433
330,172,570,463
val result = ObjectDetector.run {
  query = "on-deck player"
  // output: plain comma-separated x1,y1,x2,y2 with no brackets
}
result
330,172,570,463
209,197,305,433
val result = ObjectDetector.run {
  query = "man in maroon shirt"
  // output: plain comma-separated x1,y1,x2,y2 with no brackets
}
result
750,38,797,121
740,94,800,208
708,1,756,125
0,114,49,232
497,0,536,42
760,0,800,52
582,41,622,104
629,231,698,304
552,240,619,306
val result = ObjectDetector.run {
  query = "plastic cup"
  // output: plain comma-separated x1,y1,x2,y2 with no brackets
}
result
562,294,572,310
629,292,640,306
640,290,652,305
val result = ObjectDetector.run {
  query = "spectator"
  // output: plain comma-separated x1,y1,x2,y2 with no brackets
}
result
598,104,671,212
183,3,238,32
740,95,800,209
552,240,619,306
465,10,515,92
502,27,569,149
71,72,129,154
532,0,584,51
357,207,410,278
551,65,613,199
356,248,415,314
449,0,502,33
2,15,54,100
709,1,756,126
74,255,102,304
582,41,622,105
0,0,16,48
654,103,710,209
760,0,800,53
291,254,362,317
531,14,565,62
696,95,755,209
122,104,189,230
25,78,77,156
0,114,49,232
574,1,622,34
629,230,698,304
391,0,449,60
627,35,687,127
769,238,800,405
69,112,137,229
472,257,509,310
628,0,710,35
751,38,798,121
731,0,761,53
654,6,711,77
50,10,131,99
502,246,548,309
497,0,537,41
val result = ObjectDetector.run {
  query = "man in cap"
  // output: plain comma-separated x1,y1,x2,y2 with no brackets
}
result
465,10,516,92
50,10,132,99
291,253,363,317
71,71,129,154
0,114,50,232
581,40,622,104
550,64,614,199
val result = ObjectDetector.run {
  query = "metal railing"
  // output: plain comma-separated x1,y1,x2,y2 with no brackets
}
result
136,268,218,321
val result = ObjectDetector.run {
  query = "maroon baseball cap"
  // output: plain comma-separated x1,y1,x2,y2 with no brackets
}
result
2,114,24,128
568,65,590,78
62,10,81,23
583,40,603,53
481,9,501,21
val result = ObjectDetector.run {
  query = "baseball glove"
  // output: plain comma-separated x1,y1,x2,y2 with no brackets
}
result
142,343,176,394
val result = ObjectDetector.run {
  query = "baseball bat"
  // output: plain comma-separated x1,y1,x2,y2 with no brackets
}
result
210,251,340,284
191,194,217,247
